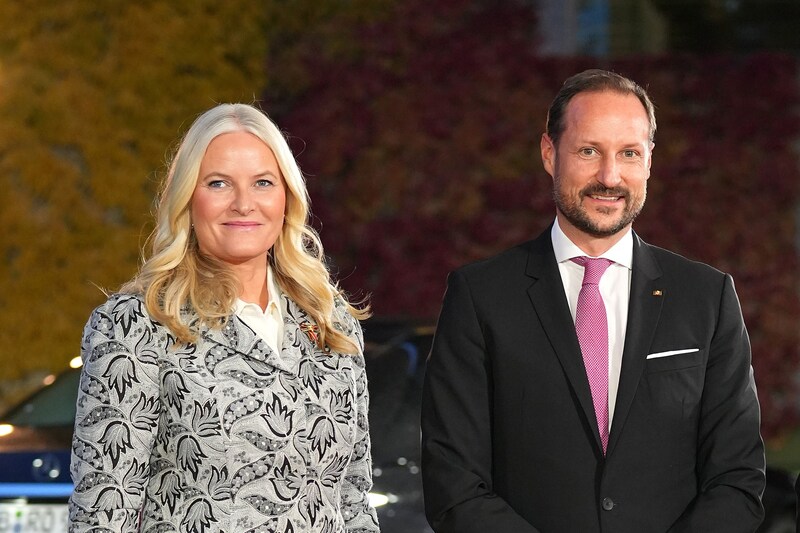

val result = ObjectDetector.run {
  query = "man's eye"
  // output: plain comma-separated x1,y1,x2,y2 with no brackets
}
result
623,150,638,158
580,148,596,156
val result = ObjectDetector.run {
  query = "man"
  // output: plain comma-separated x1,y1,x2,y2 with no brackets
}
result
421,69,765,532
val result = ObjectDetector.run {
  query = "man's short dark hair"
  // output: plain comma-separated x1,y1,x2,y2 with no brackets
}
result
546,69,657,144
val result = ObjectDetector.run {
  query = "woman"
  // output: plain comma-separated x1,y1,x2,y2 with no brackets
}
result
67,104,380,533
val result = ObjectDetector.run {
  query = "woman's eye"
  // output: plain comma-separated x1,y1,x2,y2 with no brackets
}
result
255,179,273,187
207,179,227,188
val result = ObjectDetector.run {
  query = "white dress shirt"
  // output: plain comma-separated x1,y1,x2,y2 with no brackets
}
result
551,218,633,428
233,265,284,355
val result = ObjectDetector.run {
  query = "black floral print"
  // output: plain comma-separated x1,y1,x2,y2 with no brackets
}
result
68,294,379,533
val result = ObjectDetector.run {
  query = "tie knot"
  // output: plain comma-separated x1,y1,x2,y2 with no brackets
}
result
571,256,613,285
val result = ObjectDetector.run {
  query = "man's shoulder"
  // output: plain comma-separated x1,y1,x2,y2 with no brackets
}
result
456,235,547,281
639,238,728,282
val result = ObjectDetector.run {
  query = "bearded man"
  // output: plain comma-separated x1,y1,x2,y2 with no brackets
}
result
421,69,765,533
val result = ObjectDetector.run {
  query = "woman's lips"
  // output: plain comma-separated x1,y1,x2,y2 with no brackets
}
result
223,221,262,229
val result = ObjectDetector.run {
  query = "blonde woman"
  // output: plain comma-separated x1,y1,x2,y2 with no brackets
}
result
68,104,379,533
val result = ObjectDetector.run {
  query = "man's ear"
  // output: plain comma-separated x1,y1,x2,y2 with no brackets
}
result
540,133,556,178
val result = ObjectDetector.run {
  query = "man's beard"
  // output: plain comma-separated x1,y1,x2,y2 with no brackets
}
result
553,178,646,238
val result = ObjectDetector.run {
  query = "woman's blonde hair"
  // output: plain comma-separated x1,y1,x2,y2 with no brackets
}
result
122,103,368,354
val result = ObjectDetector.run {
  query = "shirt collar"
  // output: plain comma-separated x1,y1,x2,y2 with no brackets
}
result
551,217,633,269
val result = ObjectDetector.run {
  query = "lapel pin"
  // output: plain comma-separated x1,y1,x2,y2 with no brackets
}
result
299,321,330,352
652,290,663,296
300,321,320,344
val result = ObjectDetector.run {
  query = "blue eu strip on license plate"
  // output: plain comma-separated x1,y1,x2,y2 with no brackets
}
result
0,502,68,533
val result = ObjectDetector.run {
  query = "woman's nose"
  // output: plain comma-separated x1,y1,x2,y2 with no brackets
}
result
231,188,254,214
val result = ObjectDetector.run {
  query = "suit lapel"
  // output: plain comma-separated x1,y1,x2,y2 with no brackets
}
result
195,297,310,376
607,234,663,455
525,230,602,451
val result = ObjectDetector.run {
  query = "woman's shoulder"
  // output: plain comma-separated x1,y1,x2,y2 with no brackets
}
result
90,292,148,317
285,292,359,329
332,295,361,329
332,296,366,355
84,292,158,339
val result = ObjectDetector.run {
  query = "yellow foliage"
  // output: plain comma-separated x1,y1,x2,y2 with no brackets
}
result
0,0,269,384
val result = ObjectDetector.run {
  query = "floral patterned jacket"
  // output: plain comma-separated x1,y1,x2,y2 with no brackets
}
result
67,293,380,533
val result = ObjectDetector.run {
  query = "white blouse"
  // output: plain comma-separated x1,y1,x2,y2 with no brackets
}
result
234,266,284,355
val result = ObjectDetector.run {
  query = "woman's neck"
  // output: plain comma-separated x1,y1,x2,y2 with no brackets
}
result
233,262,270,310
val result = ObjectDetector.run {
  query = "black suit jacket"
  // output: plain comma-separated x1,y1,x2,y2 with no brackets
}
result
794,473,800,532
421,228,765,532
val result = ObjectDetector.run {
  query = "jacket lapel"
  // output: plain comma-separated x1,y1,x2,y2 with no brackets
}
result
195,299,304,376
607,234,663,455
525,230,602,451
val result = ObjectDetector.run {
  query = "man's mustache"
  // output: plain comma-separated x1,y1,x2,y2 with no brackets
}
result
580,185,629,198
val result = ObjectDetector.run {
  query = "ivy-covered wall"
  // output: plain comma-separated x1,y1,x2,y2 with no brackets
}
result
266,0,800,437
1,0,798,441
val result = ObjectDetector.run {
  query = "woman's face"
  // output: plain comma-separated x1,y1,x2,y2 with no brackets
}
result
191,131,286,269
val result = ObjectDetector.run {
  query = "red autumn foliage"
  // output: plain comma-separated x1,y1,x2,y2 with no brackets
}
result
267,2,800,437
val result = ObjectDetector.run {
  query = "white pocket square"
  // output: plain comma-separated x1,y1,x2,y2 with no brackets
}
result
646,348,699,360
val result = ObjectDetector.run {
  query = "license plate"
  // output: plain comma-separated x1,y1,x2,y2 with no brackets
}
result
0,503,68,533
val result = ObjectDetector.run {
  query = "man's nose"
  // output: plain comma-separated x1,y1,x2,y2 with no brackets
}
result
596,156,622,188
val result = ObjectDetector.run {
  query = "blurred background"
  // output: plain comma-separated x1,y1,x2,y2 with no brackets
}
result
0,1,798,532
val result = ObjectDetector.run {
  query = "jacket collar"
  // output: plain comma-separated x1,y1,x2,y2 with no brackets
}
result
192,295,334,376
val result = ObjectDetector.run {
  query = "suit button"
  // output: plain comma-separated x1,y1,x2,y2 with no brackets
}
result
602,497,614,511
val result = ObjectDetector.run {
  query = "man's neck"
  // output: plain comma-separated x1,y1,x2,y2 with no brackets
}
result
556,213,631,257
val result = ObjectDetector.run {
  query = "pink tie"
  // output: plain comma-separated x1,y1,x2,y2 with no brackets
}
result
572,256,613,454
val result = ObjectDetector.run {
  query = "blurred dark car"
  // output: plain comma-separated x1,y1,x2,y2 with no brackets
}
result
361,319,434,533
0,368,78,531
0,319,433,533
1,320,794,533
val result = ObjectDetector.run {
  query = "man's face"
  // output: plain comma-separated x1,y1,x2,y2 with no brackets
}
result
540,90,653,243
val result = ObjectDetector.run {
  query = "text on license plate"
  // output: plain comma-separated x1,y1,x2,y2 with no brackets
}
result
0,503,68,533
